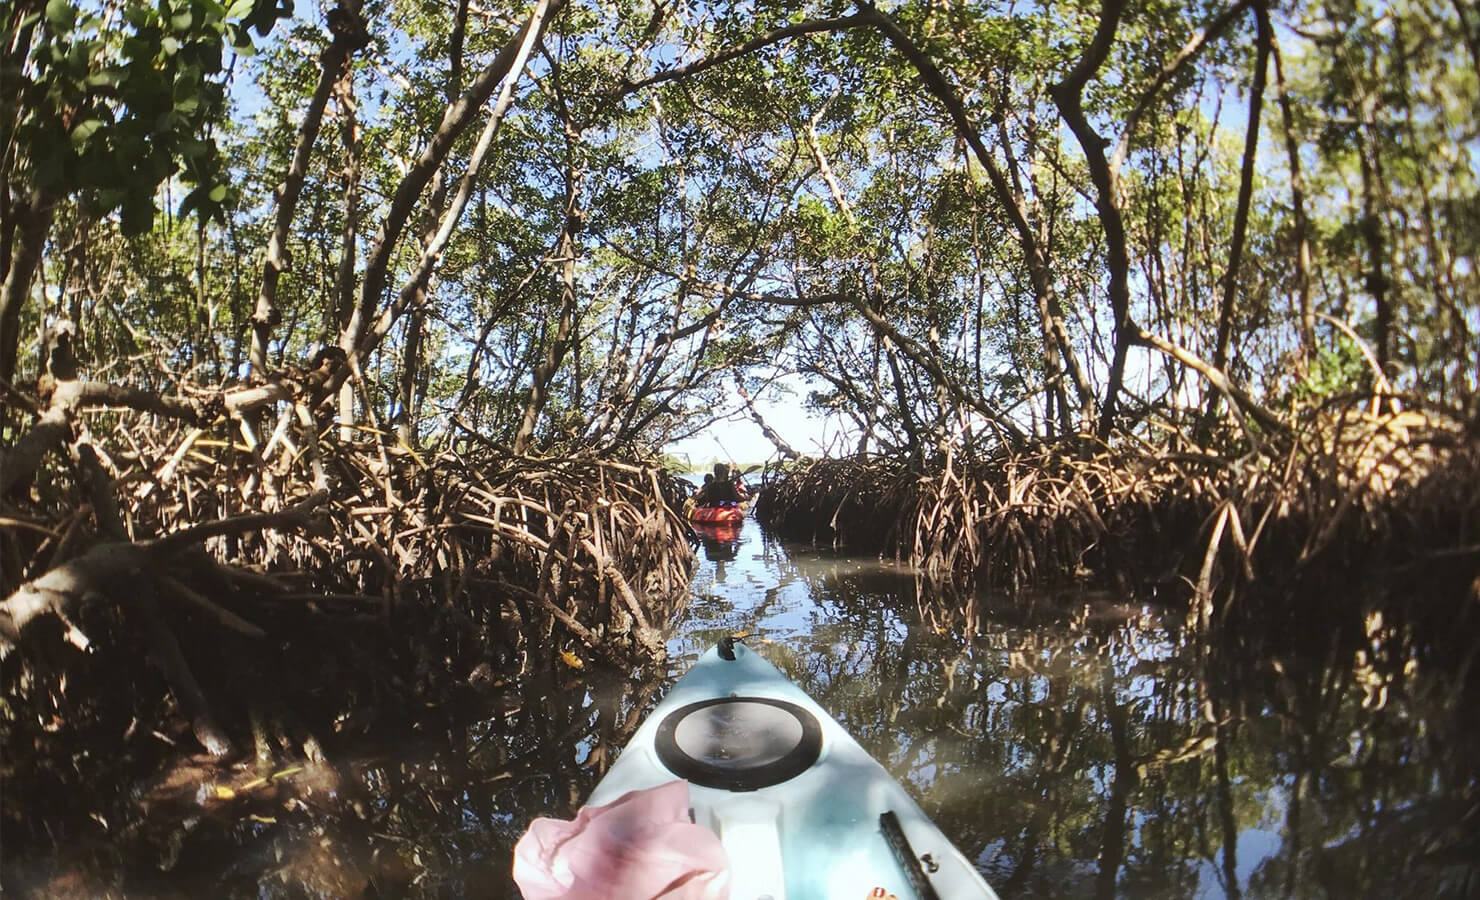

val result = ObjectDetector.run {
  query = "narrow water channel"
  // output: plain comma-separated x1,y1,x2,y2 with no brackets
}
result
660,519,1476,899
472,517,1470,899
9,519,1474,898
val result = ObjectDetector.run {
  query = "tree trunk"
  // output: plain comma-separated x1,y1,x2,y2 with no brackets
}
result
1211,0,1269,375
1357,97,1391,382
858,336,881,455
1047,0,1132,442
392,0,471,448
884,336,923,456
850,290,1026,444
1450,0,1480,79
0,190,54,386
1393,18,1467,402
341,0,564,363
869,8,1096,434
1204,0,1270,434
1269,24,1315,368
396,309,425,446
999,107,1078,437
0,12,40,384
734,375,799,460
333,67,364,441
512,182,582,455
250,1,367,376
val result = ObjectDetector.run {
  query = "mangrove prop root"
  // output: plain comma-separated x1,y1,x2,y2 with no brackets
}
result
757,400,1478,628
1,376,696,762
0,494,328,650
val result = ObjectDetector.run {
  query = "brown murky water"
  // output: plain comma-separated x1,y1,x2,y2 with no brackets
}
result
5,518,1476,897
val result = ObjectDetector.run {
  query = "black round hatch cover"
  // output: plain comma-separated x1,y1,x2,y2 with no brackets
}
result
654,696,823,791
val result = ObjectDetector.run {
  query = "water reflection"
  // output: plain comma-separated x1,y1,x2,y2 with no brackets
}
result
661,520,1476,899
690,522,742,583
6,519,1474,897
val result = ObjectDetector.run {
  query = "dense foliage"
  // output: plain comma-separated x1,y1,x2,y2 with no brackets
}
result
2,0,1473,460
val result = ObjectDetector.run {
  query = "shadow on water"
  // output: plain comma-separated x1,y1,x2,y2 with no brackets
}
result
5,518,1477,897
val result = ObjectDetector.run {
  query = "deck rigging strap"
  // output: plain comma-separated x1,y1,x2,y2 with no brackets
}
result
879,810,942,900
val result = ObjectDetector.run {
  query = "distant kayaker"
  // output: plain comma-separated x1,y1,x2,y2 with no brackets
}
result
699,463,742,505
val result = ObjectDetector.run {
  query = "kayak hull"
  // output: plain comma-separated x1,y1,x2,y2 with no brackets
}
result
690,520,742,544
587,641,999,900
689,503,746,525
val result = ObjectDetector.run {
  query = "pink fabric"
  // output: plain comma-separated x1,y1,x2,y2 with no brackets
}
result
513,780,729,899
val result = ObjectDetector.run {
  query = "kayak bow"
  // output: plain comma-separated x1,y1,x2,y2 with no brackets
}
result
586,638,999,900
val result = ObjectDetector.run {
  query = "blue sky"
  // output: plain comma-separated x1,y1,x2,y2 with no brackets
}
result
666,380,852,465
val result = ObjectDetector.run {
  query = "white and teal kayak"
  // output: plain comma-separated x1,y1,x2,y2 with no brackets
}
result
586,638,999,900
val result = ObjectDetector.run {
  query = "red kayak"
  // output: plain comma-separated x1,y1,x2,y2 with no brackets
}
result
691,520,742,544
690,502,746,525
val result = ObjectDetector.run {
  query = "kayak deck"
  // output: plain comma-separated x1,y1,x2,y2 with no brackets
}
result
586,639,999,900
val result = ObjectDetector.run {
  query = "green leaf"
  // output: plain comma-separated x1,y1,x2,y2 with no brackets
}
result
243,0,291,35
225,0,255,19
69,119,104,148
85,68,122,89
44,0,74,30
227,24,257,54
161,36,180,56
207,183,227,202
120,192,155,236
32,152,64,190
178,137,211,160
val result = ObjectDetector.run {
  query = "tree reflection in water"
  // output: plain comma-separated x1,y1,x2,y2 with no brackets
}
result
676,521,1478,899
